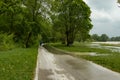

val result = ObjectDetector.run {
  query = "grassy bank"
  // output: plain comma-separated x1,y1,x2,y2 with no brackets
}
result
48,43,120,73
50,42,113,54
81,55,120,73
0,48,38,80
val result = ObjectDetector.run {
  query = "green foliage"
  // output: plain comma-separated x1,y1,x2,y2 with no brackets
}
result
92,34,109,42
100,34,109,41
91,34,100,41
40,21,53,43
110,36,120,41
52,0,92,46
0,0,49,48
0,48,37,80
92,34,120,41
0,33,15,50
0,0,93,47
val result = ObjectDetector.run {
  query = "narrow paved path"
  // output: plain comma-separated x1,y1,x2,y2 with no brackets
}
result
37,47,120,80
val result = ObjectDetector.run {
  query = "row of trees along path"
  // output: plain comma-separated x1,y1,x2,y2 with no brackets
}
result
0,0,92,47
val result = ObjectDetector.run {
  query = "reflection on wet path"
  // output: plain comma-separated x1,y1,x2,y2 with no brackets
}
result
38,47,120,80
39,47,75,80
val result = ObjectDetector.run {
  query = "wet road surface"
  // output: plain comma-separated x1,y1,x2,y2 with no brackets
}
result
38,47,120,80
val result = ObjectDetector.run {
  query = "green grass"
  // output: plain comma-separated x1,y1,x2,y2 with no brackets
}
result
81,55,120,73
0,48,38,80
50,42,113,54
48,42,120,73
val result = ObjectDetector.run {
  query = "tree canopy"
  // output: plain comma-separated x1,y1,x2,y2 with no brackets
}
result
0,0,93,48
52,0,92,46
0,0,49,48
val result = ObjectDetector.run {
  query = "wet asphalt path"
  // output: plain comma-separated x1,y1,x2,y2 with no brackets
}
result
37,47,120,80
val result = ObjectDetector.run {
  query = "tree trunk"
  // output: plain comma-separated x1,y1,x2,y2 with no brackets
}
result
66,31,75,46
25,32,32,48
66,30,69,46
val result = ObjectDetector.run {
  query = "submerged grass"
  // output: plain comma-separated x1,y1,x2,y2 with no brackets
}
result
0,48,38,80
100,44,120,47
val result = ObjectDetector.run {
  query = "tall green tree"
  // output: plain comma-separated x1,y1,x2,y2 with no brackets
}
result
100,34,109,42
92,34,100,41
52,0,92,46
0,0,47,48
21,0,42,47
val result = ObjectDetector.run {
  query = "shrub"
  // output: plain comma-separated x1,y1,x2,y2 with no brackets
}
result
0,33,15,50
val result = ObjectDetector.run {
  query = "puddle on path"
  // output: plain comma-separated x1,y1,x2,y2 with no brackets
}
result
38,47,120,80
39,47,75,80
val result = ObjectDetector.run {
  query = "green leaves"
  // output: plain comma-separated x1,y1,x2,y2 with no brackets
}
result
52,0,92,45
0,0,43,48
0,0,93,47
0,33,15,50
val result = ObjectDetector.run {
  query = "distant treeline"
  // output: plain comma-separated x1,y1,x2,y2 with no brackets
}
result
92,34,120,42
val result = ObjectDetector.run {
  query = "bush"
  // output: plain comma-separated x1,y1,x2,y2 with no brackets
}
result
0,33,15,50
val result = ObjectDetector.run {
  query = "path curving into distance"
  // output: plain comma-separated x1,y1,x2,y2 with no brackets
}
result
37,47,120,80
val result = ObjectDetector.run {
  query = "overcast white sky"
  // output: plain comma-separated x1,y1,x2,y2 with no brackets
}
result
84,0,120,37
